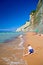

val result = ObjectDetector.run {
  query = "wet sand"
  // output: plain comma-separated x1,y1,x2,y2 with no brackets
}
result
0,37,26,65
0,32,43,65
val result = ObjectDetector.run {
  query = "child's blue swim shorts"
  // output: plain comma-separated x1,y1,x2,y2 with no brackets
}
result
29,49,34,54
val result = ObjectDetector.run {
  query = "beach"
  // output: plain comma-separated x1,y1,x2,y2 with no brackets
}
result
0,32,43,65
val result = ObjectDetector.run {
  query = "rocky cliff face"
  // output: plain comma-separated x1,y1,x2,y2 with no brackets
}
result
16,0,43,33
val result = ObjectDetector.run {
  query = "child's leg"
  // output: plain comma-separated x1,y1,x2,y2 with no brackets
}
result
23,52,29,56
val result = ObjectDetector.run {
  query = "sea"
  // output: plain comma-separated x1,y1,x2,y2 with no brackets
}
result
0,31,24,43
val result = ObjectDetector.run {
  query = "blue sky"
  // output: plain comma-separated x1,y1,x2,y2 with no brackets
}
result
0,0,39,31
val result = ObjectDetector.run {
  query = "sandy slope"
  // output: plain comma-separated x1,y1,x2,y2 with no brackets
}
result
23,32,43,65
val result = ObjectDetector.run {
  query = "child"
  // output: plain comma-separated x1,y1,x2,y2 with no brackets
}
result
23,44,34,56
28,44,34,54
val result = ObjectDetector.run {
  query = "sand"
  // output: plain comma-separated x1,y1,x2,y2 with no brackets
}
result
23,32,43,65
0,32,43,65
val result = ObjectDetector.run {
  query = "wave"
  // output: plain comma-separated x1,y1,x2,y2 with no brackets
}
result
0,31,24,43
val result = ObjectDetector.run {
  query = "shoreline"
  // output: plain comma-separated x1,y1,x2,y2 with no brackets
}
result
0,32,43,65
0,35,20,44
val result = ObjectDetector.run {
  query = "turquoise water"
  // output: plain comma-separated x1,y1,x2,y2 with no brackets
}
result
0,31,23,43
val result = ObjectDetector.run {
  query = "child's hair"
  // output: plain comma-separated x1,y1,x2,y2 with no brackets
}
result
28,44,30,46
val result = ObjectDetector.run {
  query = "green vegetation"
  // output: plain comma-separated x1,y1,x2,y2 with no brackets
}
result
30,10,36,15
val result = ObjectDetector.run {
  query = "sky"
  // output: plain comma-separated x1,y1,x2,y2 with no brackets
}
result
0,0,39,31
